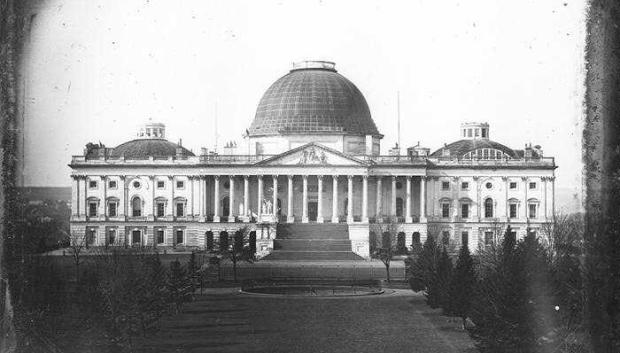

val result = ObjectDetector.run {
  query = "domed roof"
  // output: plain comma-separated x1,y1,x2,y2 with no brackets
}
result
109,139,194,159
430,139,518,158
248,61,381,137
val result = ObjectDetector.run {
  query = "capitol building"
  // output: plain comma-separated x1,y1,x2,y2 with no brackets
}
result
69,61,556,260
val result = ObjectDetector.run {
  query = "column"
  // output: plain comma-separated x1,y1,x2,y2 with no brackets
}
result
257,175,263,218
504,177,509,219
332,175,339,223
148,176,154,219
522,177,528,219
228,175,235,222
542,177,548,220
317,175,324,223
420,176,427,222
362,175,368,223
71,176,79,217
83,177,88,216
189,176,195,217
287,175,294,223
213,175,220,222
376,176,382,222
120,176,126,217
168,176,175,218
198,177,204,218
472,176,480,220
551,176,555,218
243,175,250,222
272,175,278,221
347,175,353,223
405,176,412,223
302,175,309,223
391,176,397,220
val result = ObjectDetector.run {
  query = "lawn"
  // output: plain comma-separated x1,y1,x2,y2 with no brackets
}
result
140,287,477,353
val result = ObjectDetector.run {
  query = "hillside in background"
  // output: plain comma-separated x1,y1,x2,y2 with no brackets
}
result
19,187,71,203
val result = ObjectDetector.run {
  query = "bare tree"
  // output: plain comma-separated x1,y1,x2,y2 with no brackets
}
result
371,220,402,283
67,231,87,282
217,226,254,282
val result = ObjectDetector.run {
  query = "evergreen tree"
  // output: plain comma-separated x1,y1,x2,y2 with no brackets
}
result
186,251,198,295
412,234,441,307
437,246,454,313
449,243,476,328
167,259,191,314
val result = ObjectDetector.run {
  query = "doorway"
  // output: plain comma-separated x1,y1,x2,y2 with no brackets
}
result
308,201,318,221
132,230,141,244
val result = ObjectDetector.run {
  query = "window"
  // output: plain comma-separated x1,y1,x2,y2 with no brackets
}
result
442,181,450,190
108,229,116,245
509,182,517,189
529,182,537,189
529,204,537,219
157,202,166,217
108,202,117,217
87,229,96,245
484,231,494,245
509,203,518,219
108,180,117,189
176,203,185,217
396,181,403,189
484,198,494,218
467,129,472,137
175,229,184,245
132,197,141,217
461,182,469,190
442,202,450,218
481,128,487,138
89,202,98,217
461,231,469,246
461,203,470,218
133,181,141,188
89,180,97,189
442,231,450,246
396,198,403,217
176,180,185,189
485,182,493,189
157,229,165,244
157,180,165,189
475,129,479,137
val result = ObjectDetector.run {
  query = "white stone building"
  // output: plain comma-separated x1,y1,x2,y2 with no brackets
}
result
69,61,556,259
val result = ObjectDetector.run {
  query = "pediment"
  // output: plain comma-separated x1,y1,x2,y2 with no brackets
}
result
256,143,367,166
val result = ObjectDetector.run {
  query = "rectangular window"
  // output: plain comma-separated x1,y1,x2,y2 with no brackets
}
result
108,202,117,217
475,129,479,137
484,231,494,245
461,231,469,246
509,182,517,189
157,229,165,244
529,204,537,218
442,203,450,218
461,203,469,218
175,230,184,245
483,149,489,159
108,229,116,245
442,231,450,246
89,202,98,217
176,203,185,217
89,180,97,189
157,202,165,217
441,181,450,190
509,204,518,219
108,180,117,189
176,181,185,189
481,128,487,138
467,129,472,137
157,181,165,189
529,182,537,189
461,182,469,190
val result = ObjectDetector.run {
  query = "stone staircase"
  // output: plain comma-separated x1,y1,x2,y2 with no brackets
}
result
262,223,364,261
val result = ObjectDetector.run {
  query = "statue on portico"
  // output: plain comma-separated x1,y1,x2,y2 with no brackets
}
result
263,199,273,215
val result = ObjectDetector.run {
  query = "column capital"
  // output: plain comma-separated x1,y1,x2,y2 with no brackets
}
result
71,175,79,180
149,175,155,181
317,175,324,180
272,175,279,180
347,175,354,180
405,175,412,180
501,176,508,181
362,175,368,180
229,175,236,179
119,175,126,181
287,174,294,180
257,174,263,179
391,176,397,181
214,175,220,181
168,175,174,181
521,176,528,181
244,175,250,180
302,175,308,180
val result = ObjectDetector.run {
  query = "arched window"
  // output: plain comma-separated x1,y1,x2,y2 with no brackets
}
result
412,232,421,244
382,232,391,248
396,197,404,217
249,231,257,254
132,197,142,217
219,231,229,251
234,230,244,252
369,231,377,253
397,232,407,254
221,196,230,217
206,231,214,251
484,198,494,218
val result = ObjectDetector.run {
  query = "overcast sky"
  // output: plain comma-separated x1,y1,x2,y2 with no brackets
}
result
22,0,586,196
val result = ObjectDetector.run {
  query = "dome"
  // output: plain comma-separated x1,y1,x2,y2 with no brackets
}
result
430,139,518,158
109,139,194,159
248,61,381,137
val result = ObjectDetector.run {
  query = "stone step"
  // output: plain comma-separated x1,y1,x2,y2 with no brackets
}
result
276,223,350,240
262,251,364,261
273,239,352,251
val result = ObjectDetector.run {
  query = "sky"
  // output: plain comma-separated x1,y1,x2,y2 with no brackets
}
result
21,0,586,198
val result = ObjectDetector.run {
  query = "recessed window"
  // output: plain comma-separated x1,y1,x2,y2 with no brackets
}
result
509,204,518,219
441,181,450,190
157,229,165,244
461,203,470,218
484,198,494,218
175,229,184,245
461,182,469,190
481,128,487,138
529,182,537,190
441,202,450,218
509,182,518,189
89,180,98,189
485,182,493,189
529,204,537,219
467,129,472,137
108,229,116,245
176,203,185,217
132,197,142,217
176,181,185,189
156,202,166,217
108,202,117,217
157,181,165,189
461,231,469,246
88,202,98,217
396,181,403,190
108,180,117,189
224,181,230,190
442,231,450,246
133,181,141,188
484,231,494,245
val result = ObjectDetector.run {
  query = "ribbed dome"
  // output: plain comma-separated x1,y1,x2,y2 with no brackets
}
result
430,139,518,158
249,61,380,137
110,139,194,159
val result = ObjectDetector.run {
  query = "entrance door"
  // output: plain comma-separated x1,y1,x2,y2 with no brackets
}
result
132,230,141,244
308,202,318,221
